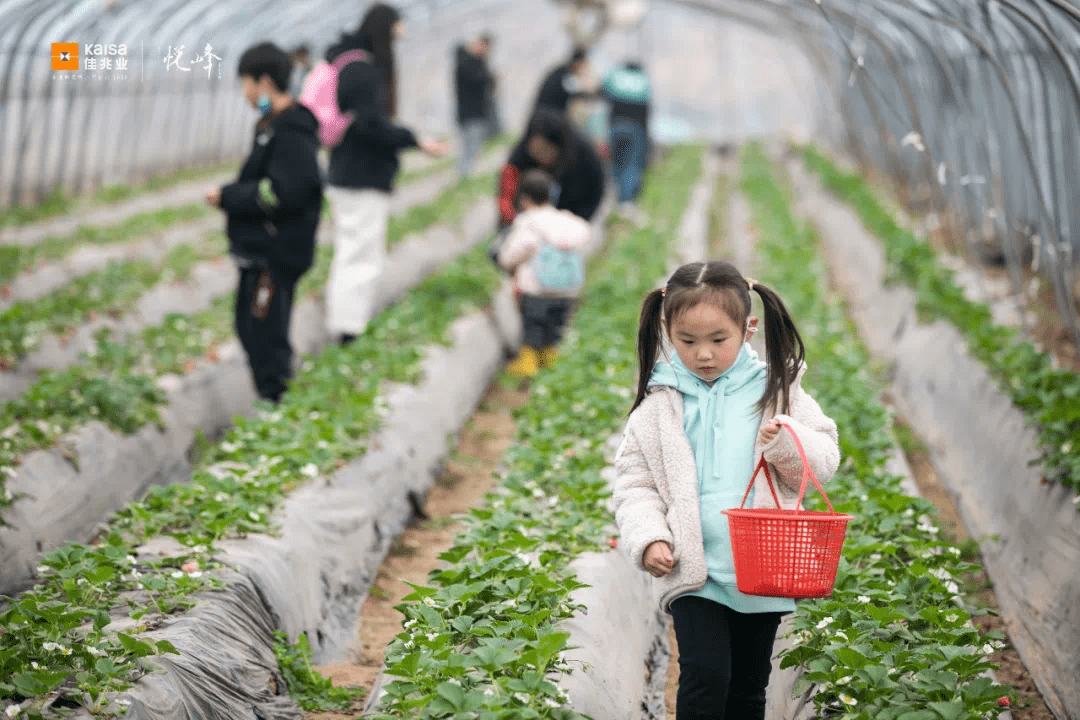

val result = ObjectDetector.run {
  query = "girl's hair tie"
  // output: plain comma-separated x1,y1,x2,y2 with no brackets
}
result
746,278,757,291
660,286,666,297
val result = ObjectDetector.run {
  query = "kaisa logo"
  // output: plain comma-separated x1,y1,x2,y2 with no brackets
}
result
51,43,79,70
51,42,129,71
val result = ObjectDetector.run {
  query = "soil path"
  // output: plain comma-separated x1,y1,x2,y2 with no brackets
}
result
303,380,529,718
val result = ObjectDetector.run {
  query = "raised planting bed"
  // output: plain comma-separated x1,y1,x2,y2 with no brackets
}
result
0,206,213,295
789,148,1079,720
0,169,234,244
740,143,1014,720
801,145,1080,498
0,183,497,596
0,227,528,717
361,145,706,719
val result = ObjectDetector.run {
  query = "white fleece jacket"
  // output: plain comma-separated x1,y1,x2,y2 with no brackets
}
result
497,205,592,298
613,364,841,612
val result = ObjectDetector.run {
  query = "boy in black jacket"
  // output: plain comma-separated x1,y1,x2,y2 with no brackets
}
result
206,42,323,404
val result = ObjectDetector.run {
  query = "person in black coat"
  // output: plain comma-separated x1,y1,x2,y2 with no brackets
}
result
323,3,446,345
206,42,322,405
533,47,588,115
497,107,605,232
454,35,493,177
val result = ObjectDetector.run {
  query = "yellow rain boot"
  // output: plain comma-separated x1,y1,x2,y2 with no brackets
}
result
507,346,540,377
538,346,560,369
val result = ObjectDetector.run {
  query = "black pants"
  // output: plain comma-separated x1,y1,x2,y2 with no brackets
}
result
235,266,300,404
670,596,784,720
520,294,574,348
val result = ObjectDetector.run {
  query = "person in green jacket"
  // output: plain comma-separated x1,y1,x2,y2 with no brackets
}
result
601,60,651,206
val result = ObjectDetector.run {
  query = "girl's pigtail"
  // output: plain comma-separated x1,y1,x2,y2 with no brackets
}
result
752,283,805,415
630,288,666,415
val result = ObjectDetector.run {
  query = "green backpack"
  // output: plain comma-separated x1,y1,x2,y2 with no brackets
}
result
532,242,585,292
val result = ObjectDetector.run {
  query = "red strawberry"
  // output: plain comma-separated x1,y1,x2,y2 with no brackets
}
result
609,537,618,549
205,348,219,363
997,697,1011,708
1,285,11,298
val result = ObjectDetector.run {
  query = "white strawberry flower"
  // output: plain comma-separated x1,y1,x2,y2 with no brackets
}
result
300,463,319,478
839,693,857,706
816,617,834,629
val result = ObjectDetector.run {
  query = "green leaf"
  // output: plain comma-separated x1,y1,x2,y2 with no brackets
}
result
436,681,466,709
155,639,180,655
896,712,939,720
928,701,966,720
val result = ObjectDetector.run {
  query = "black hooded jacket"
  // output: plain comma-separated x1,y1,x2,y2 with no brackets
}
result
533,63,578,114
455,45,492,123
220,103,323,274
326,32,418,191
501,128,605,228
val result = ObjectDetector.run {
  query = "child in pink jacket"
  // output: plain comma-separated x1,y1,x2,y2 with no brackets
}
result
497,169,592,377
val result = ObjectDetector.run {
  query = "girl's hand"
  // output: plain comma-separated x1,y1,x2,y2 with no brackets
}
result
759,418,781,446
205,188,221,208
643,541,675,578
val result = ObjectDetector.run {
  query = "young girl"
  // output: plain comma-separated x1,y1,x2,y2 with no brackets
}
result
613,261,840,720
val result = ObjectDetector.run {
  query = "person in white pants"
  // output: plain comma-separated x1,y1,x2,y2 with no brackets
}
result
325,187,390,339
323,3,446,344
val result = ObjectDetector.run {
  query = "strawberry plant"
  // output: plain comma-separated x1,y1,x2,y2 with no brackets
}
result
741,143,1012,719
802,145,1080,501
371,145,705,718
273,631,364,711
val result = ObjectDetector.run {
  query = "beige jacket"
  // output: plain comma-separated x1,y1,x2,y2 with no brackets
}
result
497,205,592,298
613,365,841,612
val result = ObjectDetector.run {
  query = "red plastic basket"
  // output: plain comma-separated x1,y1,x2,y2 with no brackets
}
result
722,423,853,599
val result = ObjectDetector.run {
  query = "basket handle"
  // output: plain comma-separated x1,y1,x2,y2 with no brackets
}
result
737,422,836,512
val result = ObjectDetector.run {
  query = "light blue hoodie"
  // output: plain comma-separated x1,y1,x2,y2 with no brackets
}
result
648,344,796,614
